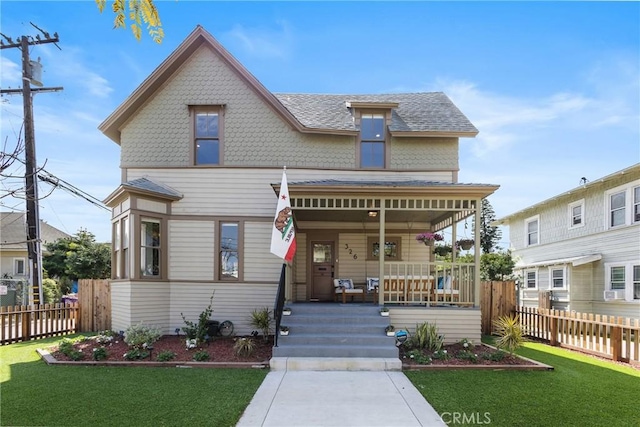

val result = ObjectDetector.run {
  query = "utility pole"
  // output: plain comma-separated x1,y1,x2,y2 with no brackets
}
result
1,24,62,304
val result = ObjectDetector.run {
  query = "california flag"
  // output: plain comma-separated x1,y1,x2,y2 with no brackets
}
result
270,170,296,262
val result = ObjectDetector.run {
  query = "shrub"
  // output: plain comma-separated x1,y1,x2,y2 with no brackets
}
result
42,278,61,304
431,349,450,361
483,350,506,362
57,338,76,355
405,349,432,365
407,322,443,352
68,350,85,361
123,323,161,350
193,350,209,361
233,337,256,358
123,349,150,360
456,350,478,363
493,314,527,355
94,330,117,345
156,350,176,362
92,347,108,361
249,307,272,340
180,292,215,343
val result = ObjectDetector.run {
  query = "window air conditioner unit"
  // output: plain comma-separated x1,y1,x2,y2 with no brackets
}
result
603,290,624,301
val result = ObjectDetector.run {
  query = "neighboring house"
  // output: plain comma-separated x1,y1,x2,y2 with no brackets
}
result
0,212,71,302
495,164,640,319
99,26,499,341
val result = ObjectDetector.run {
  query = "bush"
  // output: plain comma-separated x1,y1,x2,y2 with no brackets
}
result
493,314,527,355
249,307,272,340
233,337,256,358
180,293,215,343
123,323,161,350
431,349,450,361
123,349,150,360
156,350,176,362
42,278,61,304
407,322,443,352
92,347,108,361
483,350,506,362
193,350,209,361
405,349,432,365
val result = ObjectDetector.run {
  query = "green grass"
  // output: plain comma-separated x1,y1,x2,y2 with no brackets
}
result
405,338,640,427
0,335,268,427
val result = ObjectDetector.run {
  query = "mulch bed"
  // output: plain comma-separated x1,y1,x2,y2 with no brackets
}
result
48,334,272,365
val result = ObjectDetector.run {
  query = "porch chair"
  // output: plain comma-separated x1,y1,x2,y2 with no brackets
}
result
367,277,379,303
334,278,365,304
432,275,459,302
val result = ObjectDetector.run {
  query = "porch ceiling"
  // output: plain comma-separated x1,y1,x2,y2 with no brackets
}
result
292,209,449,224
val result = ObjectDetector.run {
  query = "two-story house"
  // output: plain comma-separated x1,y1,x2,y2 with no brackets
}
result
100,26,499,342
495,164,640,319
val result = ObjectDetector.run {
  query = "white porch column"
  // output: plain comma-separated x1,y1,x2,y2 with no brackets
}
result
474,198,482,307
378,200,386,306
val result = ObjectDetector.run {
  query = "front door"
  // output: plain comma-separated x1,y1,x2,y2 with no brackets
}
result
311,241,334,301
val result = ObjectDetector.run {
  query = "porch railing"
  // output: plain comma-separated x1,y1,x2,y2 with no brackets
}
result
379,262,475,306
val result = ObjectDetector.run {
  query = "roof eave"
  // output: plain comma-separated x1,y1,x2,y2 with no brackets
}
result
103,185,182,207
273,183,499,198
390,130,479,138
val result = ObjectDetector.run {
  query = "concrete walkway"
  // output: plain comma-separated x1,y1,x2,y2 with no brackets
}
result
236,370,446,427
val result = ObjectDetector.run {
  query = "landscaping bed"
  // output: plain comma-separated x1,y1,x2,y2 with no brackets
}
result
42,334,272,367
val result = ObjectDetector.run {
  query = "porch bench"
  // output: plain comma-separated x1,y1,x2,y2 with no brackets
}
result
334,279,365,303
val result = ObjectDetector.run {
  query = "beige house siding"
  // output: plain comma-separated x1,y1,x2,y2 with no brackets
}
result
0,250,27,278
168,219,215,280
389,307,481,344
137,198,168,214
110,282,133,333
244,221,282,282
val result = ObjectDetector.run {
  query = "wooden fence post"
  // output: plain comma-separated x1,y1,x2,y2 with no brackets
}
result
549,311,558,346
611,325,622,362
21,306,30,340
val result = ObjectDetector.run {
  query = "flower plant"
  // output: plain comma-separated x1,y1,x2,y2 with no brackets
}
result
415,232,444,244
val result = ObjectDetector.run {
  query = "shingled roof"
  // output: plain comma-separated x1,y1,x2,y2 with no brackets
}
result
275,92,478,135
0,212,71,250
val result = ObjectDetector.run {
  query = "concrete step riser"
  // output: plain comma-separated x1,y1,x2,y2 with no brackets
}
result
278,335,393,346
284,305,381,315
282,316,389,326
273,346,398,358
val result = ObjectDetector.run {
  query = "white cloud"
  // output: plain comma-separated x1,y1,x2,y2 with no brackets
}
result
224,20,293,59
0,57,21,86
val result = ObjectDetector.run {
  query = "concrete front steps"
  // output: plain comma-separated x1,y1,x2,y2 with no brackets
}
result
271,303,401,371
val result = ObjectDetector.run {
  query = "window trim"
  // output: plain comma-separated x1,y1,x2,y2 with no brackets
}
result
524,215,540,247
604,179,640,229
568,199,584,229
524,269,538,290
366,236,402,261
13,257,26,276
190,105,224,167
549,266,567,290
605,262,640,302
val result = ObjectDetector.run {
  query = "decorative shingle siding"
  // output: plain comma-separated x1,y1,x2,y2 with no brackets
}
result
119,46,459,170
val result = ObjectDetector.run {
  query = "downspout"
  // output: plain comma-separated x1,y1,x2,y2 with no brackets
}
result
378,200,386,306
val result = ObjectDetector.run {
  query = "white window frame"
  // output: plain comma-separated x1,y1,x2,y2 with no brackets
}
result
13,257,26,276
524,269,538,289
524,215,540,247
605,179,640,229
568,199,584,229
605,262,640,302
549,266,567,290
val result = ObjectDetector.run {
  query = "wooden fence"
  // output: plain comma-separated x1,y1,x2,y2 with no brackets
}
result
0,303,79,345
516,307,640,364
480,280,516,335
78,279,111,332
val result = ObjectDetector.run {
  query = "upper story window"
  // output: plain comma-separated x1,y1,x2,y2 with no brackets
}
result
568,199,584,229
13,258,25,276
605,180,640,229
524,215,539,247
192,106,223,165
360,113,385,168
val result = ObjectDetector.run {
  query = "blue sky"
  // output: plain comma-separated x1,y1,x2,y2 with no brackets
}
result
1,1,638,245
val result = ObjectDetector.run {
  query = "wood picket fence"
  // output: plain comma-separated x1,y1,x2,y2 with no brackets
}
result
0,303,79,345
480,280,517,335
516,307,640,364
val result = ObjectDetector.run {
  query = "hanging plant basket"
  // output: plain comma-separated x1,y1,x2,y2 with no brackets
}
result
433,245,452,257
456,239,474,251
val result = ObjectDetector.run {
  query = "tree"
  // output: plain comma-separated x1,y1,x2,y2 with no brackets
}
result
475,198,502,254
95,0,164,43
43,229,111,286
480,251,515,281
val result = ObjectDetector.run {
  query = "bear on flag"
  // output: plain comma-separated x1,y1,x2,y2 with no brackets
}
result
270,169,296,262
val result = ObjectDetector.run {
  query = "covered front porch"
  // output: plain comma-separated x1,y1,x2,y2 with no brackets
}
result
278,180,499,309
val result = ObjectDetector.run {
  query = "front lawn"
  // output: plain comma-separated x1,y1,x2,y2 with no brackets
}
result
0,335,268,427
405,340,640,427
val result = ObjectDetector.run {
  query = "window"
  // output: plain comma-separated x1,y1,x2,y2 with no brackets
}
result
605,262,640,302
112,216,130,279
219,222,239,280
141,218,161,277
605,180,640,229
524,215,539,246
568,200,584,228
360,114,385,168
367,236,401,260
524,270,537,289
114,221,121,278
13,258,25,276
193,107,222,165
122,217,130,279
550,267,566,289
